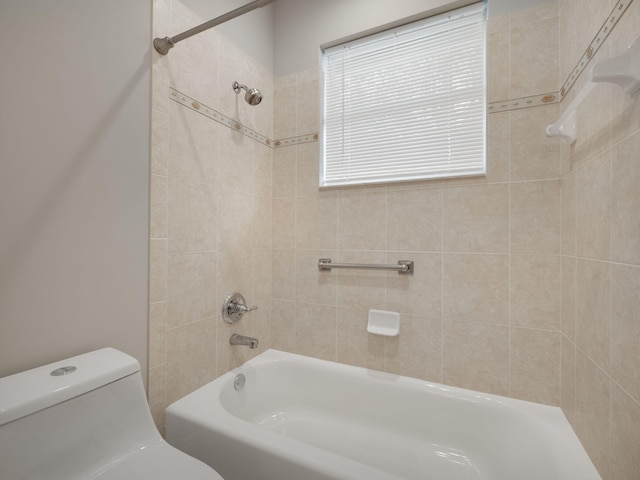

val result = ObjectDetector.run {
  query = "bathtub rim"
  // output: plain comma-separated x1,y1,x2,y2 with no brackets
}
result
166,348,602,480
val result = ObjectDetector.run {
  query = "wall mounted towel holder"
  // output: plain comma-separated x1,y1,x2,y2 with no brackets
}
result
546,35,640,144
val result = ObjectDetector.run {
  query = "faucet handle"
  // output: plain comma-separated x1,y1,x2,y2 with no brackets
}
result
222,292,257,324
236,303,257,313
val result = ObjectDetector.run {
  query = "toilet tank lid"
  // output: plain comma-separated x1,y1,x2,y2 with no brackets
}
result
0,348,140,426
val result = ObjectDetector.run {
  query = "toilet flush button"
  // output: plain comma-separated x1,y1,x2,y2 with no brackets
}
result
50,366,77,376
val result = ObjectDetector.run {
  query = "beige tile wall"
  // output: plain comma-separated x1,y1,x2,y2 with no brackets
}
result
272,1,565,407
149,0,274,433
148,1,640,476
559,0,640,478
271,13,640,477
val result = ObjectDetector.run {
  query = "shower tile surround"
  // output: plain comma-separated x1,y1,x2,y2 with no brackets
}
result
150,0,640,476
149,0,275,433
558,0,640,477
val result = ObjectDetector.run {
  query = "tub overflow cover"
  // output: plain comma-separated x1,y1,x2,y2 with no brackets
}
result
234,373,246,391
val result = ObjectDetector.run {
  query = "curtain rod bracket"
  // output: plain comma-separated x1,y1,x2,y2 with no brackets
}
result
153,37,175,55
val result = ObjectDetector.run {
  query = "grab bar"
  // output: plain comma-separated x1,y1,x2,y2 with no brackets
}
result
318,258,414,274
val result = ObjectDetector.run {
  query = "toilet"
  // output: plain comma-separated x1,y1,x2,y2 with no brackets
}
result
0,347,224,480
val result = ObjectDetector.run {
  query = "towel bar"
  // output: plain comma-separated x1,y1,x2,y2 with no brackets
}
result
318,258,414,274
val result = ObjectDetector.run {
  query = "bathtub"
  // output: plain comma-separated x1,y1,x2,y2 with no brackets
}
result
165,349,600,480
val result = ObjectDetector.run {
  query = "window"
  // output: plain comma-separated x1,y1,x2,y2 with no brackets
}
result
321,2,486,187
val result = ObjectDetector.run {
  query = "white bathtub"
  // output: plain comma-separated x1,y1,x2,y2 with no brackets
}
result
165,349,600,480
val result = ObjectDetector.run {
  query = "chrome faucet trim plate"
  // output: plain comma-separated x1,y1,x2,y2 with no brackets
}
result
222,292,257,324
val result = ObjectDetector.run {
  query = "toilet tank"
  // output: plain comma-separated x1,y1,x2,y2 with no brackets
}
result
0,348,161,480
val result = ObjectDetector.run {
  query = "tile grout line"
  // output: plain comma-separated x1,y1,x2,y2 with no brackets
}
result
440,187,445,384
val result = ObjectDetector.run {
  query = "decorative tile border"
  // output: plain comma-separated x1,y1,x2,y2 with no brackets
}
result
273,134,319,147
170,87,318,148
488,0,633,113
170,88,273,147
488,91,560,114
560,0,632,100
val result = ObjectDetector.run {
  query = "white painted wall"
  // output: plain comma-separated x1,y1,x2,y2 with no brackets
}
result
174,0,275,70
273,0,550,76
169,0,548,77
0,0,151,380
488,0,551,17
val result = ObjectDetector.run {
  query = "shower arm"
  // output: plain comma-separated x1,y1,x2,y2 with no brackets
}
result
153,0,276,55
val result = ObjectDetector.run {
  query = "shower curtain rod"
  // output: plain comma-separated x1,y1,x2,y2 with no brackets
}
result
153,0,276,55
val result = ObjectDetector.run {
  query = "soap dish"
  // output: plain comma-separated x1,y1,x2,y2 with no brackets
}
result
367,309,400,337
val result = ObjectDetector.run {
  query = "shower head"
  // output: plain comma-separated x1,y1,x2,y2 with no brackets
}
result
233,81,263,105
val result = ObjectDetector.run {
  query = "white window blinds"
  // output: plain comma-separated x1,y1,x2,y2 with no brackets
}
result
321,2,486,187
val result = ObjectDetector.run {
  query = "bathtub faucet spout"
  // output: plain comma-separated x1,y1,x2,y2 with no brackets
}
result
230,333,259,349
